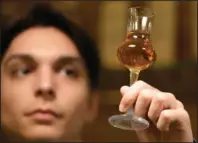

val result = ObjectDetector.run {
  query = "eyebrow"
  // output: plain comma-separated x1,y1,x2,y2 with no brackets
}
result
52,56,85,70
54,56,83,65
2,54,84,68
2,54,37,67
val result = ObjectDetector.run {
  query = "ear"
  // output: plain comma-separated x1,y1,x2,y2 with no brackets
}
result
84,90,100,123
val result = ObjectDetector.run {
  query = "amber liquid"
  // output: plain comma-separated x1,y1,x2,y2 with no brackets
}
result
117,31,156,71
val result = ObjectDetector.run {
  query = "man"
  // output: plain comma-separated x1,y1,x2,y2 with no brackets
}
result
1,4,195,142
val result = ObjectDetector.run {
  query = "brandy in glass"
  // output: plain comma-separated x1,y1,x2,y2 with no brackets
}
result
108,7,156,130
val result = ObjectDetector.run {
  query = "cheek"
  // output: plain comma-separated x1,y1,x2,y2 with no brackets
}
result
2,78,33,105
55,80,90,134
57,80,90,118
1,77,34,127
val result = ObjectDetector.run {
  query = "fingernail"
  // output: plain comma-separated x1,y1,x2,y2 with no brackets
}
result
119,104,126,112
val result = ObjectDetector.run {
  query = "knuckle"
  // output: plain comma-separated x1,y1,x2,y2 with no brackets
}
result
135,80,147,87
176,100,184,108
161,110,170,120
135,80,155,90
139,89,152,100
180,109,190,119
166,92,176,100
176,109,191,124
137,80,145,85
155,92,166,103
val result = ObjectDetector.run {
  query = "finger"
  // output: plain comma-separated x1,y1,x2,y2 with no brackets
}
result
162,92,177,109
176,100,184,109
148,91,177,124
156,108,190,132
120,86,130,95
119,88,138,112
119,80,157,112
134,89,153,118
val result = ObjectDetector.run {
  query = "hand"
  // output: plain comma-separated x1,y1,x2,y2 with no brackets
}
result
119,80,193,142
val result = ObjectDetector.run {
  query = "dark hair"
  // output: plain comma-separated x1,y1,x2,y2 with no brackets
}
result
1,4,100,90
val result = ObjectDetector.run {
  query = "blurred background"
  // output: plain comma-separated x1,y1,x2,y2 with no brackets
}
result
0,1,197,142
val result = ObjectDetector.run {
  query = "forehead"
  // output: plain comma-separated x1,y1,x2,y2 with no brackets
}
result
4,26,80,62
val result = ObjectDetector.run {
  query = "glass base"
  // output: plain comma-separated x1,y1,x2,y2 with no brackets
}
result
108,113,149,130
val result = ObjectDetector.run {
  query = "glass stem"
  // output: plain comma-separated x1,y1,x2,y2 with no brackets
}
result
126,69,140,116
129,68,140,86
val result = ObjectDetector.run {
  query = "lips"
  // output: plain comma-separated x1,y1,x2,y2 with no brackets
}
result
25,109,61,122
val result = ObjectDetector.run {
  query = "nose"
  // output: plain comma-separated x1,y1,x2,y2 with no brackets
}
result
35,66,55,100
36,89,55,100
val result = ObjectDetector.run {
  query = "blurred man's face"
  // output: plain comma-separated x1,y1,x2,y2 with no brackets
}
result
1,27,97,142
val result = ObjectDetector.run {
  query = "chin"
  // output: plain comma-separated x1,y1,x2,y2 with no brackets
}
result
20,125,64,142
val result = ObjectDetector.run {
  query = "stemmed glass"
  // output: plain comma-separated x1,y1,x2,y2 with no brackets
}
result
108,7,156,130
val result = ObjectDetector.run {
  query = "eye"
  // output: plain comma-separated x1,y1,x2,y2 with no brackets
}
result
11,67,32,77
60,67,78,78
